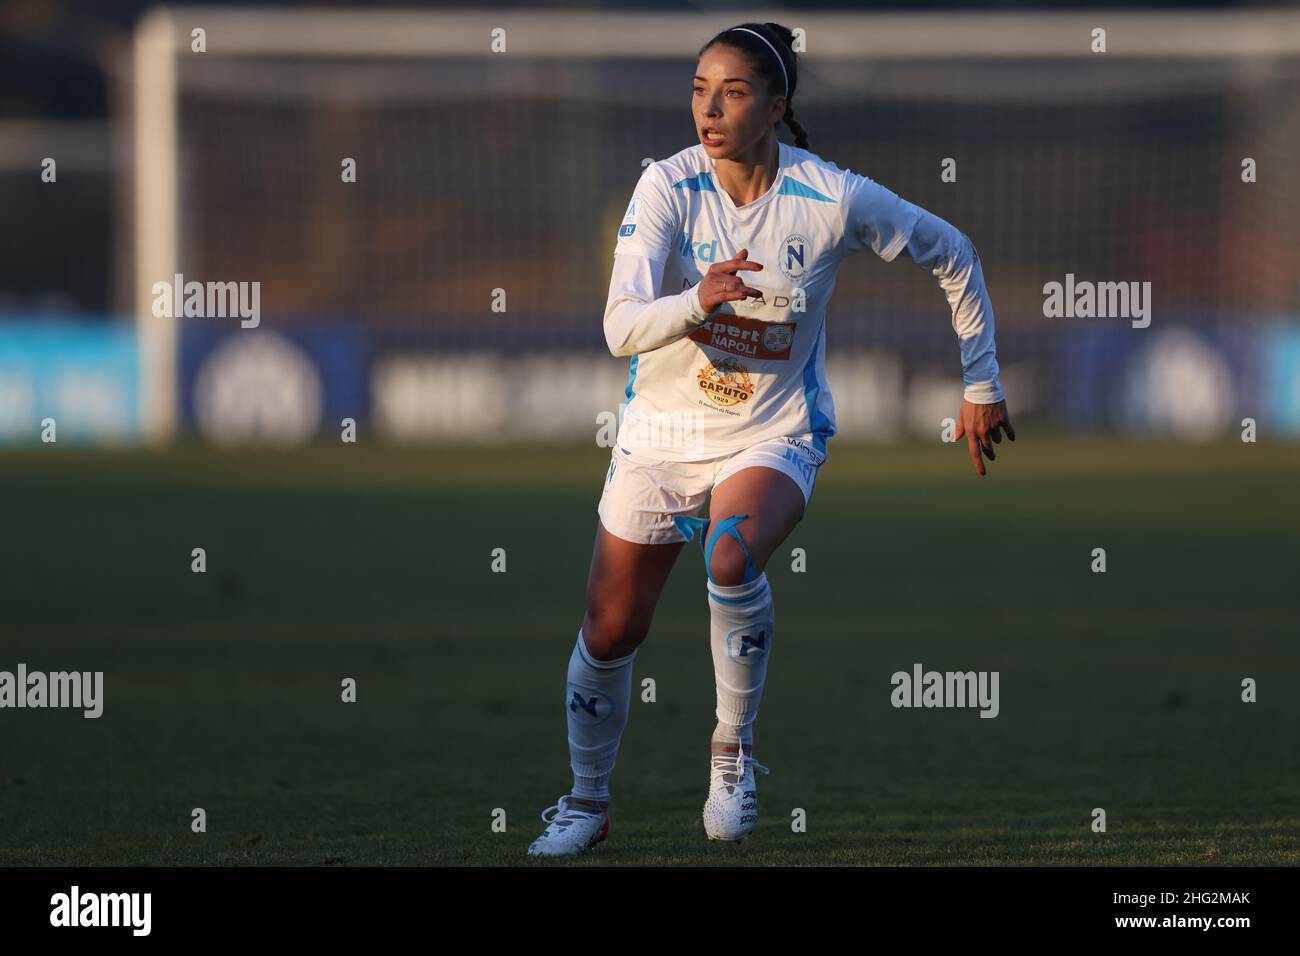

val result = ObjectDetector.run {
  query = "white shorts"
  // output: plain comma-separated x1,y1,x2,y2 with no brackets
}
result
596,434,827,546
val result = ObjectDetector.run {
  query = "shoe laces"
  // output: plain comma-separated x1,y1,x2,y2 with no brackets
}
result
540,794,605,829
711,744,770,787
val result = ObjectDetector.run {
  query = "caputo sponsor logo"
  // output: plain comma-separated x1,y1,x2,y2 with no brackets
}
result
697,358,755,407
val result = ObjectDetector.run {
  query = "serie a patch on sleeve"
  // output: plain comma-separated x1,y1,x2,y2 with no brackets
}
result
618,199,638,236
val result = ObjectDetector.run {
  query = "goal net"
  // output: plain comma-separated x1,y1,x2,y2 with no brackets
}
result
132,9,1300,442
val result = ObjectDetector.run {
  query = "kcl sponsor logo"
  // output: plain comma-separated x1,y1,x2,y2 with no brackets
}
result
679,233,721,263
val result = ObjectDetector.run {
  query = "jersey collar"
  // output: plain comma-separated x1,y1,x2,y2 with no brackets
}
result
707,140,789,216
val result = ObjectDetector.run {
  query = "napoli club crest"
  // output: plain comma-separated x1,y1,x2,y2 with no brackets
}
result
566,684,614,725
779,233,811,281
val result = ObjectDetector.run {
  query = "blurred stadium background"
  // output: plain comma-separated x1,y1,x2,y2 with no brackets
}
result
2,2,1298,866
3,2,1300,445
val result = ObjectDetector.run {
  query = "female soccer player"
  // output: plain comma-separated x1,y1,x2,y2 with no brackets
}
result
528,21,1014,857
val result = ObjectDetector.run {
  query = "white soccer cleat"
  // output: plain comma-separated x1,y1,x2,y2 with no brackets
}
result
703,741,770,842
527,794,610,857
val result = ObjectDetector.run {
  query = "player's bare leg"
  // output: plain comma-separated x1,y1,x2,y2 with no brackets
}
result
581,524,685,660
698,466,805,840
528,525,684,857
706,465,805,585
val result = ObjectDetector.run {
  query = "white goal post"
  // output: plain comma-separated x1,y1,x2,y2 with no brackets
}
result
133,7,1300,441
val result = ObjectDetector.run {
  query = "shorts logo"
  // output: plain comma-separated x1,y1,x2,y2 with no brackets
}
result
782,446,817,483
779,234,810,281
697,358,755,408
783,435,825,465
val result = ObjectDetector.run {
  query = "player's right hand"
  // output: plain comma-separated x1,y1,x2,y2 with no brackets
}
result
696,248,765,316
953,398,1016,477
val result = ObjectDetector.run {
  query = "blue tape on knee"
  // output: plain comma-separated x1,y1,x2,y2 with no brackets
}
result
673,513,756,584
672,514,711,552
706,514,755,584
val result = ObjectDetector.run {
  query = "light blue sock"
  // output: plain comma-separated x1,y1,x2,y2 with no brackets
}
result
707,573,773,747
565,628,635,803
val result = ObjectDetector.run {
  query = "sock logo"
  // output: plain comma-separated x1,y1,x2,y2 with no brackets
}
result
727,625,769,663
566,685,614,725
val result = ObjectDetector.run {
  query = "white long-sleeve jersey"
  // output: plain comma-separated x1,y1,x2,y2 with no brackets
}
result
604,140,1003,461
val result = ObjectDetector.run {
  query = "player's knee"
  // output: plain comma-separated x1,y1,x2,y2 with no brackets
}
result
707,529,757,587
581,608,646,660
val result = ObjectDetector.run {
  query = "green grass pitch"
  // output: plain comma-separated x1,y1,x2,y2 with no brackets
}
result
0,439,1296,865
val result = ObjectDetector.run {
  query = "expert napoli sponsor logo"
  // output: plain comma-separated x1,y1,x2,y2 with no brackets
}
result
688,315,797,362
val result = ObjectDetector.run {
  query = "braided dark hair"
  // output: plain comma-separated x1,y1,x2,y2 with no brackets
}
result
699,21,809,149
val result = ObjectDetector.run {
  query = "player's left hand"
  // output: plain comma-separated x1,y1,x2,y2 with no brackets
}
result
953,399,1015,477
